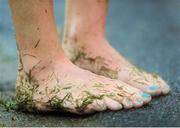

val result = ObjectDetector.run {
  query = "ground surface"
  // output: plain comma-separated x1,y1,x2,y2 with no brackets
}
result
0,0,180,127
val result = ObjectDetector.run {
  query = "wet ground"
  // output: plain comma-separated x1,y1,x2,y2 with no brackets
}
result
0,0,180,127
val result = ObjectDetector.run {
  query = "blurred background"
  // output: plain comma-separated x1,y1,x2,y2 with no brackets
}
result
0,0,180,127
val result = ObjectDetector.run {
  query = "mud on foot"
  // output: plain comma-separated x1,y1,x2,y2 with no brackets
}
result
63,38,170,97
16,55,151,114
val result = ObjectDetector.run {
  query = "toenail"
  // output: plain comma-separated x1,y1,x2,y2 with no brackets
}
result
127,99,132,104
136,98,143,103
149,85,160,90
141,92,151,98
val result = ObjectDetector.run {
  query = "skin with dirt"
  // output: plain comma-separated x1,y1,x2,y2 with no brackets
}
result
15,54,135,114
72,51,119,79
64,46,160,82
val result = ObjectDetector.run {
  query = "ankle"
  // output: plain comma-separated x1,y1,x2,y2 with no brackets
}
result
19,47,67,73
64,31,106,48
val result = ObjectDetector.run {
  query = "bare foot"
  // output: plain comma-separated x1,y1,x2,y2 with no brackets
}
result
9,0,151,114
16,53,151,114
63,37,170,96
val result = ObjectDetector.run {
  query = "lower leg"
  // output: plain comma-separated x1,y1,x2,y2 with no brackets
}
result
63,0,108,60
9,0,66,73
9,0,150,113
63,0,170,96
